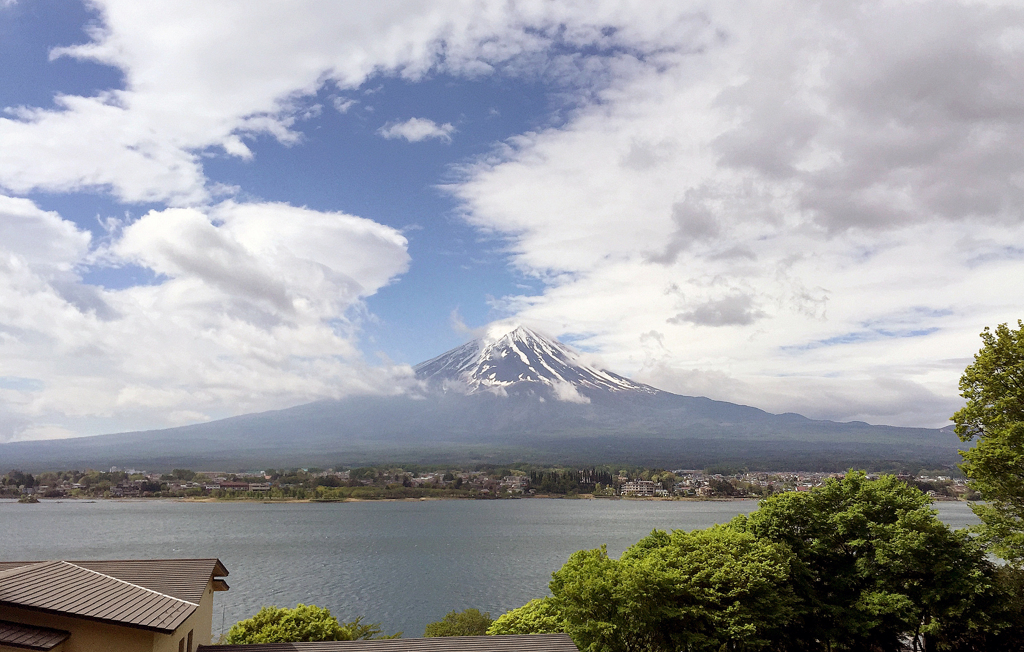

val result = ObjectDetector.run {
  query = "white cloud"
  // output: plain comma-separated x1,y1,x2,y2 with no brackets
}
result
2,0,1023,433
0,196,92,269
0,0,695,203
378,117,456,143
551,379,590,404
0,0,691,437
449,308,470,334
0,197,411,441
333,97,358,113
451,0,1024,427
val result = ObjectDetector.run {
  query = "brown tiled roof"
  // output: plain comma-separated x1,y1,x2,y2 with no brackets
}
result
198,634,580,652
68,559,227,602
0,559,229,603
0,619,70,651
0,560,198,633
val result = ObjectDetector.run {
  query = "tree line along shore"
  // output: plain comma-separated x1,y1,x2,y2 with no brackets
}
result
1,464,975,502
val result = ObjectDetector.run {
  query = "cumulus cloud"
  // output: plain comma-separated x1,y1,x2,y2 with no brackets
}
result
0,0,700,203
0,196,92,269
450,0,1024,427
3,0,1024,432
0,0,699,436
378,117,456,143
550,379,591,404
0,197,410,439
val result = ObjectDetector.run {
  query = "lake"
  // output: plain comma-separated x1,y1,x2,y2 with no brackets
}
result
0,498,980,638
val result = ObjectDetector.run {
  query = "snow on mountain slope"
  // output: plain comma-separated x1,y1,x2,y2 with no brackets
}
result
413,325,658,398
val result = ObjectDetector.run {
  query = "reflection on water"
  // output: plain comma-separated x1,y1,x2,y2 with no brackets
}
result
0,498,978,637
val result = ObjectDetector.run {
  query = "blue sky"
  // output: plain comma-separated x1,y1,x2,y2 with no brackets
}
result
1,0,1023,440
0,1,555,362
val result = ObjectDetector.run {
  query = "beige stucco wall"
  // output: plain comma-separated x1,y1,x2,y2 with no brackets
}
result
195,580,217,646
0,605,154,652
152,580,217,652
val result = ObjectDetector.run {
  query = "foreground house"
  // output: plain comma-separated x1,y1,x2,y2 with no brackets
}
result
0,558,228,652
200,634,579,652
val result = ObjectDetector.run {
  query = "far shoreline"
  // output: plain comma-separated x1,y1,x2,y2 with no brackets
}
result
1,493,967,504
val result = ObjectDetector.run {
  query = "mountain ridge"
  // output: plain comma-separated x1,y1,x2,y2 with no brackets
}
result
0,325,962,471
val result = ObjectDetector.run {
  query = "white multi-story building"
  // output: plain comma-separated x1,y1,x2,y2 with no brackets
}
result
620,480,657,496
500,476,530,492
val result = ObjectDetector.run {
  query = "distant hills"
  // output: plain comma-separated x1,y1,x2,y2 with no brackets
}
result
0,326,962,471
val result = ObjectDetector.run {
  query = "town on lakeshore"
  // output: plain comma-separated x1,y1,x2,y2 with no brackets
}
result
2,465,976,502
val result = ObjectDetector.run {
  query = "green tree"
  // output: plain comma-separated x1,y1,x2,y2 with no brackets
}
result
738,472,996,651
930,564,1024,651
559,528,797,652
488,599,565,635
953,320,1024,564
497,527,797,652
225,604,399,644
498,472,1002,652
424,608,493,636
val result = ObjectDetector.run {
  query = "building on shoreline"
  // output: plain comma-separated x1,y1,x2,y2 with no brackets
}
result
620,480,657,496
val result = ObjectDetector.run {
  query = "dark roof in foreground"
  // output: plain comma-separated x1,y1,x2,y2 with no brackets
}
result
0,558,229,633
198,634,579,652
0,559,229,602
0,619,71,651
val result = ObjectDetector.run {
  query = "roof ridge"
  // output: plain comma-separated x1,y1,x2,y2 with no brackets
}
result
0,560,60,582
3,558,224,565
74,558,222,563
73,557,228,576
59,561,199,607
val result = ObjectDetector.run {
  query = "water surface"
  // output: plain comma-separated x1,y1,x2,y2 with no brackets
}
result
0,498,978,637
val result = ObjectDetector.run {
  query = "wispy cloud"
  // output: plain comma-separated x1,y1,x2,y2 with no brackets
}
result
449,308,470,334
378,117,456,143
782,328,943,352
333,97,357,113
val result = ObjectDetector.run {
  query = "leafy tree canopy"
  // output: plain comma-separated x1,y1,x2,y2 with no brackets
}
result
488,599,565,636
494,473,1000,652
503,526,796,652
738,471,996,651
424,608,493,637
225,604,399,644
954,320,1024,564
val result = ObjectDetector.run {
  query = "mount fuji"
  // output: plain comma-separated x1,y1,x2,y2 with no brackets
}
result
415,326,655,399
0,326,961,471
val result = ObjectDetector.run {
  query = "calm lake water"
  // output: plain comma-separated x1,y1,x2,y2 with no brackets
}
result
0,498,980,637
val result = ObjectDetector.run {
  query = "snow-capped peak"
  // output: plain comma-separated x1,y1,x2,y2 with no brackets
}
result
413,325,655,397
